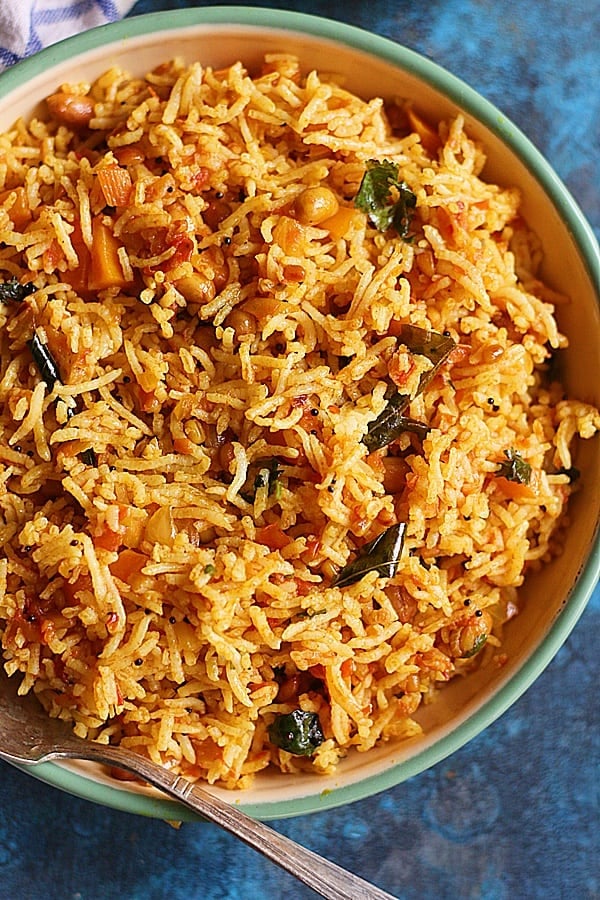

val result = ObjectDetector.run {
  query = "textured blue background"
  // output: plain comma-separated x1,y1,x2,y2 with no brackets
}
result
0,2,598,898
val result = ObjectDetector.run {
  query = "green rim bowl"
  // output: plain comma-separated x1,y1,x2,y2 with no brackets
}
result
1,7,599,821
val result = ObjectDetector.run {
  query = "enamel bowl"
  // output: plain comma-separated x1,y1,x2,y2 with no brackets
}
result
0,7,598,821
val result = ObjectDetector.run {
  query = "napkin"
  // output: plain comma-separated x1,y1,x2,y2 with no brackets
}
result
0,0,137,72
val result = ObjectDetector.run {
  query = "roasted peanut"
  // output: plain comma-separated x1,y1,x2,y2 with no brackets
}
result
382,456,409,493
46,92,94,129
202,198,231,231
223,307,257,339
113,144,146,167
175,273,215,305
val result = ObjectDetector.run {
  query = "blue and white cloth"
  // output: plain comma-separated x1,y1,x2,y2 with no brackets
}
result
0,0,136,72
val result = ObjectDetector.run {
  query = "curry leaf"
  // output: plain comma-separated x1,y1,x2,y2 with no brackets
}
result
27,331,62,392
28,330,96,467
268,710,325,756
332,522,406,589
363,394,429,452
393,324,455,413
496,449,531,485
0,278,36,304
354,160,416,238
363,326,455,452
240,458,283,502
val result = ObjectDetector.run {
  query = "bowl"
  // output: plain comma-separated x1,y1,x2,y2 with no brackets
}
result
0,7,598,822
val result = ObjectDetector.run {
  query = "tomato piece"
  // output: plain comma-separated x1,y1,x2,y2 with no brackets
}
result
255,523,292,550
97,164,133,207
109,549,148,584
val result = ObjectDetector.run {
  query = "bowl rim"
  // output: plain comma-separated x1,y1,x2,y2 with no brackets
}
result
1,5,599,822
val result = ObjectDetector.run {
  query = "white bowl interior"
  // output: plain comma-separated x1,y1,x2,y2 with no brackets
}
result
1,15,598,819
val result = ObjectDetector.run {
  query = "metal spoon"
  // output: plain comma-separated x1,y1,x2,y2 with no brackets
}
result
0,668,396,900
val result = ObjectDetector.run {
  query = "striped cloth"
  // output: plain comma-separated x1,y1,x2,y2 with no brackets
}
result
0,0,136,71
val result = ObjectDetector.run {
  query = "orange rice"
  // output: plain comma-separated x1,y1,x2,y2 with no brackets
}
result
0,54,598,787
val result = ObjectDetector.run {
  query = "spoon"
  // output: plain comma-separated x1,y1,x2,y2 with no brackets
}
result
0,668,396,900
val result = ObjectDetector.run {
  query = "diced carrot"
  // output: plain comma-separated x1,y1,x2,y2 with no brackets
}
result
255,523,293,550
173,436,196,455
109,549,148,584
94,527,124,552
89,217,128,291
406,106,441,156
62,221,91,293
494,476,537,501
97,164,133,207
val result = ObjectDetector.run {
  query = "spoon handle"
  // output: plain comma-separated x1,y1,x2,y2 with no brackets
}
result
57,743,396,900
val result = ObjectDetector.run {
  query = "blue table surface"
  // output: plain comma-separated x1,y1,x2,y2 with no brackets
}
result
1,2,598,898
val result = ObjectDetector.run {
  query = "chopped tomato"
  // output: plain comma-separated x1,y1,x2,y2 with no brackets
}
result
94,528,124,552
255,523,292,550
190,166,210,192
105,612,119,634
63,574,93,606
42,238,63,270
136,385,161,414
341,659,354,680
294,579,313,597
164,232,194,271
0,186,32,230
304,537,321,562
272,215,306,255
193,737,222,766
109,549,148,584
308,664,326,681
97,164,133,207
389,351,416,388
